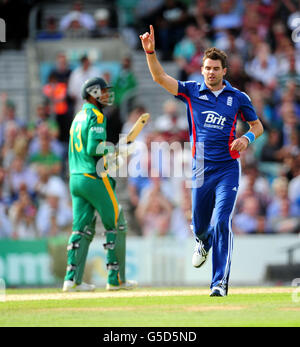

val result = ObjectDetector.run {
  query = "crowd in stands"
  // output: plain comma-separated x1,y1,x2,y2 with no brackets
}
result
0,0,299,239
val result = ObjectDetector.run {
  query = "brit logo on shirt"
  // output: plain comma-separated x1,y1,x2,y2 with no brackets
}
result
203,111,226,129
227,96,233,106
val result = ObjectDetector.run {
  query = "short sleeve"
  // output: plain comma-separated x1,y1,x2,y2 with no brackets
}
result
176,80,199,101
87,109,106,156
238,92,258,122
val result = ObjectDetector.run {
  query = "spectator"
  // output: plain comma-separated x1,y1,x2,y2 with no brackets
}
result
155,0,190,60
114,56,138,108
190,0,216,35
135,0,164,30
0,202,12,238
125,109,152,209
1,120,22,169
43,72,72,146
0,167,12,237
173,24,199,75
29,132,63,176
279,101,300,148
8,155,38,201
59,1,95,32
211,0,243,31
276,48,300,97
235,169,271,216
34,164,70,206
127,136,152,208
154,99,188,142
68,55,100,112
256,0,277,35
62,12,91,39
169,181,192,239
36,17,63,41
36,185,72,237
50,52,72,84
281,128,300,160
242,1,268,40
226,54,251,91
278,0,299,24
249,90,280,130
28,122,64,160
272,22,294,58
238,164,271,199
0,95,24,147
233,196,266,234
288,160,300,208
27,103,59,141
43,72,68,118
106,56,138,143
214,29,246,58
135,180,173,237
187,36,211,84
173,24,209,81
91,8,118,38
266,177,299,222
245,42,278,87
0,167,11,207
9,186,38,239
260,128,283,162
267,198,300,233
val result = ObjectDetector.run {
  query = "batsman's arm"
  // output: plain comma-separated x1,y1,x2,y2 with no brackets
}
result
140,25,178,96
87,114,108,157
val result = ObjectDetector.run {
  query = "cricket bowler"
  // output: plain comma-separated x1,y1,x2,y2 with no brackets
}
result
63,77,137,292
140,25,264,296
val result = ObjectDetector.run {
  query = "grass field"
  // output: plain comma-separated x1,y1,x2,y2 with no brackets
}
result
0,287,299,327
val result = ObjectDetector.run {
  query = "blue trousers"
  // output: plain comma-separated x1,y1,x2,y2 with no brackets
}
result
191,159,240,293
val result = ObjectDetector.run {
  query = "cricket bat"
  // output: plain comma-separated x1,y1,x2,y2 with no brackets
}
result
107,113,150,171
120,112,150,146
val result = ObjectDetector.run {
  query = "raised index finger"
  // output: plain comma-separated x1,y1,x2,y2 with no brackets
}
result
150,25,154,38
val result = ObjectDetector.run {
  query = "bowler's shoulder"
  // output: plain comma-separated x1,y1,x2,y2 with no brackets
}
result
231,87,252,103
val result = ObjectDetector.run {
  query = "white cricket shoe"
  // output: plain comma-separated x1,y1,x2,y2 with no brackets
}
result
192,240,208,268
62,280,96,292
210,286,226,297
106,280,138,291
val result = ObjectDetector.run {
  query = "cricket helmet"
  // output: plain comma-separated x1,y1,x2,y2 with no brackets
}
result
81,77,114,106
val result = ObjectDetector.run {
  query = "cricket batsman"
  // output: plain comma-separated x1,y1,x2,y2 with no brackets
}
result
63,77,137,292
140,26,264,296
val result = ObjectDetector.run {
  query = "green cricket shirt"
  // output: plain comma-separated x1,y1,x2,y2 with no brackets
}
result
69,103,107,174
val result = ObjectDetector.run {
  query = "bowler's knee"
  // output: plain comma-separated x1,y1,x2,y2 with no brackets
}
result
214,216,231,233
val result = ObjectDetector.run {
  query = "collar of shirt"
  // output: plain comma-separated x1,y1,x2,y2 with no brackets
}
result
199,79,235,94
83,102,102,113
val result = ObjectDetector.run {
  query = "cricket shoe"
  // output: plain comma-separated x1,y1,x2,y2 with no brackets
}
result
192,240,208,268
62,280,96,292
106,280,138,291
210,286,227,297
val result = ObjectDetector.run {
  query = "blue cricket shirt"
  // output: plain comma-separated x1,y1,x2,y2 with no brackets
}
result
175,80,258,161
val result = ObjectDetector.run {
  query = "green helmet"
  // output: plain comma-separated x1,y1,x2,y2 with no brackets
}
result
81,77,114,106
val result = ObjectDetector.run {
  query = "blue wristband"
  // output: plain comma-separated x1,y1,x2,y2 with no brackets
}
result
242,131,255,144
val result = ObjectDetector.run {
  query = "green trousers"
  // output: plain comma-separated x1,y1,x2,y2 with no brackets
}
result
64,173,127,285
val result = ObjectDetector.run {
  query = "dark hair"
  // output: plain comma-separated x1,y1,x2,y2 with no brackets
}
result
203,47,228,68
